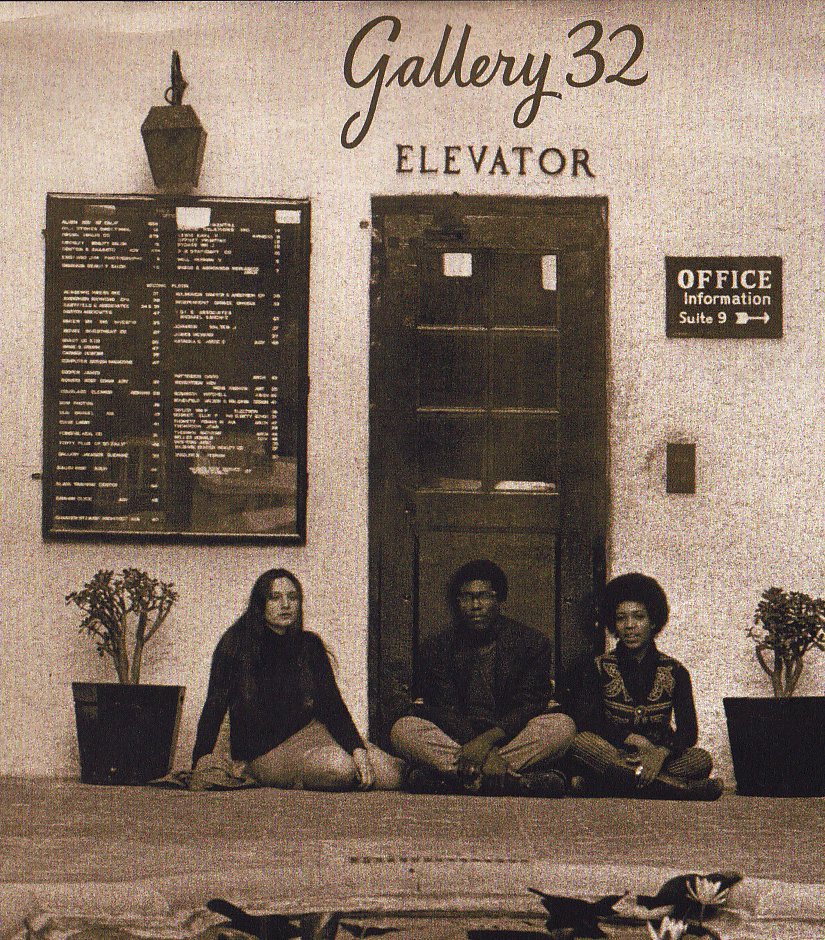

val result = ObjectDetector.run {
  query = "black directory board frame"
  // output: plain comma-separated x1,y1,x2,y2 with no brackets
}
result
43,193,310,543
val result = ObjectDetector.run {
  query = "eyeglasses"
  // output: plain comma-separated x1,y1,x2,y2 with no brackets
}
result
457,591,498,604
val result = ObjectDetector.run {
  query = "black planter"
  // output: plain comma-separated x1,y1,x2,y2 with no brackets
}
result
72,683,185,785
723,695,825,797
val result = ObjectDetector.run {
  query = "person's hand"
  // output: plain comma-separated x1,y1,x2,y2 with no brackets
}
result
480,748,510,780
624,733,653,750
456,728,505,776
352,748,375,790
628,744,670,786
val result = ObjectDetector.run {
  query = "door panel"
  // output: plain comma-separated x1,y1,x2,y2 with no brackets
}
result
369,196,607,743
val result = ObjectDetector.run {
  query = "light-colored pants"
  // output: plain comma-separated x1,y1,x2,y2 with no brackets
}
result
389,712,576,776
248,719,405,790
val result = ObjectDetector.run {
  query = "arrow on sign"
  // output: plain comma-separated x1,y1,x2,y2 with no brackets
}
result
734,311,770,324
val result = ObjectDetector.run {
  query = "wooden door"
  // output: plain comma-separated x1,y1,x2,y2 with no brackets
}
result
368,196,607,742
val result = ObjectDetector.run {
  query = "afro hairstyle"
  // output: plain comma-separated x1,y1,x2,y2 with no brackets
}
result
600,572,669,635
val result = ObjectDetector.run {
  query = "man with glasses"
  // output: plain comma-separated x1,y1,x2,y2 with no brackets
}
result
390,559,576,796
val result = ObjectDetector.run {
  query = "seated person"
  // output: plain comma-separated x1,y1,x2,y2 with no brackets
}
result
390,559,576,796
192,568,403,791
566,572,723,800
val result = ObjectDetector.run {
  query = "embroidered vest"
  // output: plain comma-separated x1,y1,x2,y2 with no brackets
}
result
595,650,676,739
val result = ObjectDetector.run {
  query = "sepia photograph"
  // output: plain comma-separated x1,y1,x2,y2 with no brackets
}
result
1,3,824,939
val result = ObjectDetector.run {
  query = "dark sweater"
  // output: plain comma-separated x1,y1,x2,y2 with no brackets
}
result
416,615,556,745
567,641,699,753
192,619,365,766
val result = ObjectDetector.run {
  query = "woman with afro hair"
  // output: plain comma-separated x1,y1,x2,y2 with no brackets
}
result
566,572,723,800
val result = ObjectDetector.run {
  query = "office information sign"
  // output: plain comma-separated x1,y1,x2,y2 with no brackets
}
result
43,193,309,542
665,256,783,338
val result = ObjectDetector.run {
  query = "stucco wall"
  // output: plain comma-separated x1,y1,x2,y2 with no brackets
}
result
1,0,823,781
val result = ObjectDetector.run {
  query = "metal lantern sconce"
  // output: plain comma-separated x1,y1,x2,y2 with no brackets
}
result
141,52,206,190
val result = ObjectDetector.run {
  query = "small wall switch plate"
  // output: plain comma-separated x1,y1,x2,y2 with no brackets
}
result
666,442,696,494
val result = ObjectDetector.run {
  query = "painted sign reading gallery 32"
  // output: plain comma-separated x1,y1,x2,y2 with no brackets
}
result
665,257,782,338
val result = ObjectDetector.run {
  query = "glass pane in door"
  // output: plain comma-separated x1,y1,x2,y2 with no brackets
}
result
491,253,558,327
489,332,558,409
489,413,557,489
419,250,486,326
418,331,486,408
417,413,484,489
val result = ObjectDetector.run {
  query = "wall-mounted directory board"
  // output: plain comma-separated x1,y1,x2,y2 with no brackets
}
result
43,193,309,542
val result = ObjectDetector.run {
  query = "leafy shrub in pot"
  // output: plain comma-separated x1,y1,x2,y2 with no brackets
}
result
66,567,178,684
748,586,825,697
724,586,825,796
66,568,184,784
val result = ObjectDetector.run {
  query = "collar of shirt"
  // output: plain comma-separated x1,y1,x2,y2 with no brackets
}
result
614,640,660,701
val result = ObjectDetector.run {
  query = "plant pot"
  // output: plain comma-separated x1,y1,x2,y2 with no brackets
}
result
72,683,185,785
723,695,825,796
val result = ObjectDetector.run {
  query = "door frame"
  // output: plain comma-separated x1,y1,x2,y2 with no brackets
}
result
367,194,608,742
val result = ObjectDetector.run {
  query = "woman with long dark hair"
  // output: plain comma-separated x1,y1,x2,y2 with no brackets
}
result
192,568,403,790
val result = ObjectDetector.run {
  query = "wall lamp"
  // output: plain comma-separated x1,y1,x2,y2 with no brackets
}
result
141,52,207,190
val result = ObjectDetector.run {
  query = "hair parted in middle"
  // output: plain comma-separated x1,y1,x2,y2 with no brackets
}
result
247,568,304,633
600,571,670,636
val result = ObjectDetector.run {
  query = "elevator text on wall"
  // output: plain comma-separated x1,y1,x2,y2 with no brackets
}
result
395,144,595,177
665,257,783,339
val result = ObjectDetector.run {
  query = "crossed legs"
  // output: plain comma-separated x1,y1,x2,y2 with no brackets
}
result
571,731,713,780
248,719,405,790
569,730,721,798
390,712,576,778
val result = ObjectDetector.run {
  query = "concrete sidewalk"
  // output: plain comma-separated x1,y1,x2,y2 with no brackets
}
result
2,778,824,938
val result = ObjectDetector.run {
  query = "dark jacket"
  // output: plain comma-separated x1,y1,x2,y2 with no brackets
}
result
415,615,557,745
192,618,365,766
566,641,699,753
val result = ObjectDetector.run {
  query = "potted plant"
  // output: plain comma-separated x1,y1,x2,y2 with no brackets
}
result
724,586,825,796
67,568,185,785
